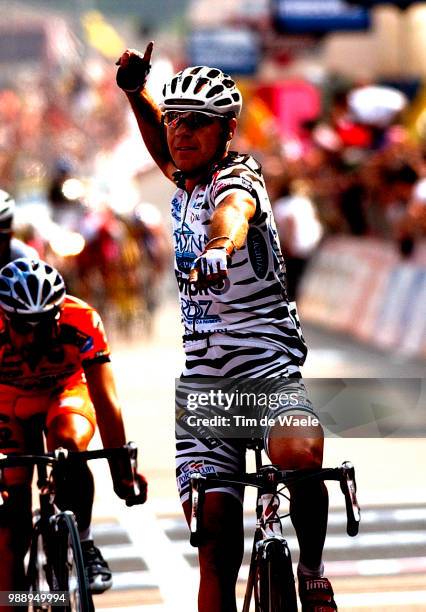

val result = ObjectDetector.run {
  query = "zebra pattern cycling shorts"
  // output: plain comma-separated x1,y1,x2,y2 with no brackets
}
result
175,339,317,504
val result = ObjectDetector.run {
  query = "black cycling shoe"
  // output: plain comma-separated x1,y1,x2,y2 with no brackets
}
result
298,576,338,611
81,540,113,594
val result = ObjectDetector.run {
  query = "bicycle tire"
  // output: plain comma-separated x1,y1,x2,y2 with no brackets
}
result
256,538,298,612
27,518,56,612
51,511,93,612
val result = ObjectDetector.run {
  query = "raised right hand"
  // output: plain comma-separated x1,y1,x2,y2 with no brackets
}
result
116,42,154,93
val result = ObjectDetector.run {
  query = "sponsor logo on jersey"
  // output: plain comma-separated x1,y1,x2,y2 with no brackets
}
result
177,460,216,487
171,197,182,221
174,223,207,273
181,298,221,325
247,227,269,279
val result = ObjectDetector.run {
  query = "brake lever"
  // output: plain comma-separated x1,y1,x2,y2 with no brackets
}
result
340,461,361,536
189,472,205,547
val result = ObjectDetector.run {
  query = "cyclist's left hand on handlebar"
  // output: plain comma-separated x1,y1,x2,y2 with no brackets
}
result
125,472,148,506
116,42,153,92
189,248,229,287
112,472,148,505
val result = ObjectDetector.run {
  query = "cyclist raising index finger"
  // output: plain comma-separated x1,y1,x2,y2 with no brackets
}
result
117,44,336,612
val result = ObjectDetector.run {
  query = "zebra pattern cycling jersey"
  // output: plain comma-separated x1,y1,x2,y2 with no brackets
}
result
171,152,307,364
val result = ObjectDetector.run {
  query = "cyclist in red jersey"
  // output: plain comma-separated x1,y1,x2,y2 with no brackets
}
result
0,258,147,595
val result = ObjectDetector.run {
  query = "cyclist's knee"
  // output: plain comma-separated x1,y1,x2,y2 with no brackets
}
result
47,413,93,451
266,420,324,469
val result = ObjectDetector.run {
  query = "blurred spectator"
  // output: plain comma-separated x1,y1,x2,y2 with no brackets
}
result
273,179,323,301
126,202,172,331
408,178,426,234
379,163,419,257
47,157,75,208
0,189,38,267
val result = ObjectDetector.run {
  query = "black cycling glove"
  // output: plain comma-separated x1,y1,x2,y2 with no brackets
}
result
116,48,152,93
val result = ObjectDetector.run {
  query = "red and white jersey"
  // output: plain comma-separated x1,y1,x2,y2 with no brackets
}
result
0,296,110,391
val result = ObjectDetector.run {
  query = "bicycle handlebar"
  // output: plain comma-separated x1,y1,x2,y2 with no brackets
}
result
189,462,360,545
0,442,143,506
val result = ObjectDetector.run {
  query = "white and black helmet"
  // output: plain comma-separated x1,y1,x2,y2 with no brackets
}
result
0,258,66,316
0,189,15,233
160,66,242,118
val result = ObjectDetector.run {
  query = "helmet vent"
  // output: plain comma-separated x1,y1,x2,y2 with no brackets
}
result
206,85,224,98
207,69,220,78
214,97,233,107
15,260,28,272
15,282,28,303
194,78,209,94
0,295,18,309
190,66,203,75
42,279,52,301
170,77,179,94
0,279,9,291
232,93,241,102
182,76,193,93
223,79,235,89
51,289,64,304
27,275,39,301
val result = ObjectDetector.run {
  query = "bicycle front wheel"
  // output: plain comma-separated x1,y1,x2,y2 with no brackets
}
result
52,511,93,612
27,518,55,612
256,538,298,612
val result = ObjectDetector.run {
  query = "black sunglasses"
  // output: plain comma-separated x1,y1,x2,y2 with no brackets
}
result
163,110,222,130
5,313,60,335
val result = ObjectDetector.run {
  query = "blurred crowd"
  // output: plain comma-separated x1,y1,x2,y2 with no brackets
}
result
1,41,426,309
0,54,172,334
0,56,129,192
241,84,426,298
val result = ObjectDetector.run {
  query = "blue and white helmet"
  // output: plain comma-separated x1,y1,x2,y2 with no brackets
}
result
0,258,66,315
160,66,242,118
0,189,15,233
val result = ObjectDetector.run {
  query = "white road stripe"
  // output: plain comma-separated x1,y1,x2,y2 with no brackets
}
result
112,499,197,611
97,544,146,561
336,590,426,607
109,572,158,589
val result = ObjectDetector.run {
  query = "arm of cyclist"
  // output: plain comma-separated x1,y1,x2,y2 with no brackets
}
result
116,42,176,182
189,192,256,286
84,361,147,504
